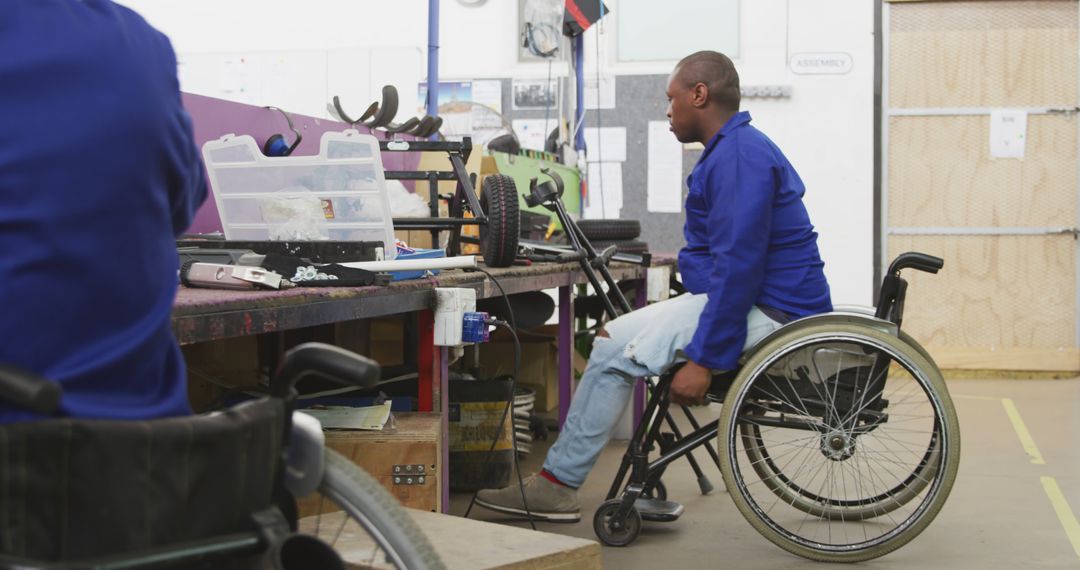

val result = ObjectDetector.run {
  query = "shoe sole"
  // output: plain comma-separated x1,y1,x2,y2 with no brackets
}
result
474,498,581,523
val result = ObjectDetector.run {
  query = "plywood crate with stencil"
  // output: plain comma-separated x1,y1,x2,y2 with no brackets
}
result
296,412,441,516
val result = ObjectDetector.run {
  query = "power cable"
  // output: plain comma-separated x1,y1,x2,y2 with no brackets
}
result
461,268,537,529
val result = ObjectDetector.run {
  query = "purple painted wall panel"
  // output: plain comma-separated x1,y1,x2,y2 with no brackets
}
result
181,93,420,233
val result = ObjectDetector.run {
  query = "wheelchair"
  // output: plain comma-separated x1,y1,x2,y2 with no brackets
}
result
0,343,445,569
595,252,961,563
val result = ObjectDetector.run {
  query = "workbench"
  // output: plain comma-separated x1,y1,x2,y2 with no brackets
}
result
173,259,670,511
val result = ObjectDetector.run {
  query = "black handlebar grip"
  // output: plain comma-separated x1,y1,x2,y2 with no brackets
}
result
273,342,382,398
0,364,61,415
888,252,945,275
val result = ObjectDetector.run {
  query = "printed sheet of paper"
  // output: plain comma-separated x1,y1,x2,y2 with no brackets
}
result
584,127,627,162
584,74,616,109
298,401,392,431
583,161,623,219
512,118,556,151
647,121,683,213
990,109,1027,159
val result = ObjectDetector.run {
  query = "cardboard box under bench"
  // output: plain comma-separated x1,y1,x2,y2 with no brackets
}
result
296,412,442,516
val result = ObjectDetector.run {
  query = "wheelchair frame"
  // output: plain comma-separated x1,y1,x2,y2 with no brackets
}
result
595,252,960,562
0,344,445,570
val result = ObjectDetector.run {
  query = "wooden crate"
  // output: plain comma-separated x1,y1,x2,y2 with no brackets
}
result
297,412,441,516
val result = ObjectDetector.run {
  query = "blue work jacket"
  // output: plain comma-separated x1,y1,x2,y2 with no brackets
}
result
679,111,832,370
0,1,206,422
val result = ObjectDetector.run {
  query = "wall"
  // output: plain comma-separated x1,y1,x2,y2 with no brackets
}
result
116,0,874,304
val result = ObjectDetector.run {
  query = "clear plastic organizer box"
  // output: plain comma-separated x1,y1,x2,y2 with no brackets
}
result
202,129,396,259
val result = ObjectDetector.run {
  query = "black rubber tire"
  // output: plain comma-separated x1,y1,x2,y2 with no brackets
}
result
593,500,642,547
591,239,648,255
301,449,446,569
577,219,641,241
479,174,520,268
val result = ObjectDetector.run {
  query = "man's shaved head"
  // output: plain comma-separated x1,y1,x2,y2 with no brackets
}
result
674,51,741,112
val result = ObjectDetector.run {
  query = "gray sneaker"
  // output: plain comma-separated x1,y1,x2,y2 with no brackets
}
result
474,474,582,522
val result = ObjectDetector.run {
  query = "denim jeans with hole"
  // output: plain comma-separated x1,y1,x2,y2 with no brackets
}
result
542,293,783,487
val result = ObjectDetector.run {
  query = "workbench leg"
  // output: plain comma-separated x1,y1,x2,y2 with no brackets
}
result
558,285,573,428
418,310,435,412
632,279,648,430
418,310,450,513
439,346,449,513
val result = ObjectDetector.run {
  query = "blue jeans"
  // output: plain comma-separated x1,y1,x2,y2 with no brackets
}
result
542,293,783,487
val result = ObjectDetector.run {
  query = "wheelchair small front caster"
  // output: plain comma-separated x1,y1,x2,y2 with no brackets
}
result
593,499,642,547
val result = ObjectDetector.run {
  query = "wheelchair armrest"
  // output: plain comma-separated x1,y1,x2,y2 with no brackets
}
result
272,342,381,398
0,364,61,415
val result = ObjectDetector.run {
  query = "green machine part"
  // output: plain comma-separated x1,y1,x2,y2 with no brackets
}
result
491,151,581,229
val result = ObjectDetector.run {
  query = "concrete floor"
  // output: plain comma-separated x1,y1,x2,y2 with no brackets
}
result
450,378,1080,568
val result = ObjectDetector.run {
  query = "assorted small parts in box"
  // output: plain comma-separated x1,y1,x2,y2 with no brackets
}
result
201,129,397,259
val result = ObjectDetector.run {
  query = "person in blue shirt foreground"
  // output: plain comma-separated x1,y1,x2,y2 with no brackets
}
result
476,50,832,522
0,0,207,423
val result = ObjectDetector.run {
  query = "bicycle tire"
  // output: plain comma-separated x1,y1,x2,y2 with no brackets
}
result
479,174,520,268
301,449,446,569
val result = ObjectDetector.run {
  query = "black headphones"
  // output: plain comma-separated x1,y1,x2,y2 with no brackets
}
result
263,106,302,157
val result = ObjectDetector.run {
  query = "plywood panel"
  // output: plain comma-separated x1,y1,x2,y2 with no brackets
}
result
889,2,1077,108
888,115,1078,227
926,346,1079,371
887,235,1076,360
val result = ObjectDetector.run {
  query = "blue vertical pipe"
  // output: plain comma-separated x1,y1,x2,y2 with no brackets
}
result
574,34,585,151
427,0,440,127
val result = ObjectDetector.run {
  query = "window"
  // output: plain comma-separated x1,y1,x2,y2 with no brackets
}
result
616,0,739,62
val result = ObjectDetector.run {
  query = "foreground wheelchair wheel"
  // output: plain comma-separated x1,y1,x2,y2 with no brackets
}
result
718,322,960,562
298,449,445,569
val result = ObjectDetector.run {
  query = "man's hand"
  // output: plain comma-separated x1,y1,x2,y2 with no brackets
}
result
670,360,712,406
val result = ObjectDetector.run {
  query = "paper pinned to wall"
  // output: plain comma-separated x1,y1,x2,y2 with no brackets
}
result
583,162,623,219
990,109,1027,159
584,127,627,162
512,118,556,151
584,74,616,109
647,121,683,213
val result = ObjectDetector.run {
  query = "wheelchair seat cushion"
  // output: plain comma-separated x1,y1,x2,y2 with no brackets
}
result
0,397,286,562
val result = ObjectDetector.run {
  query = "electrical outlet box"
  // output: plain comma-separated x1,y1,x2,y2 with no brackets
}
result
434,288,476,347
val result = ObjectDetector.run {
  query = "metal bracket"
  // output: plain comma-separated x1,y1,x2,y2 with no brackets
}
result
392,464,430,485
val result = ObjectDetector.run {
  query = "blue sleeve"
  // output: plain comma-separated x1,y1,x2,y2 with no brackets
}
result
157,36,208,236
683,144,776,370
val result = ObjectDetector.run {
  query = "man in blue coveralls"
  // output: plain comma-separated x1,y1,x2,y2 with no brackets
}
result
476,51,833,522
0,1,207,422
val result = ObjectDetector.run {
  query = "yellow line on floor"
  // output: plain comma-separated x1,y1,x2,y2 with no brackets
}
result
1001,398,1045,465
1041,477,1080,559
950,393,1004,401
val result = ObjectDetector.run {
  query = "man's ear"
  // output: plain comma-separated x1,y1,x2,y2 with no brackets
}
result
690,82,709,108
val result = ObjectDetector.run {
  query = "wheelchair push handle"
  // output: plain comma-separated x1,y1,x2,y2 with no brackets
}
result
272,342,381,399
0,364,62,415
887,252,944,276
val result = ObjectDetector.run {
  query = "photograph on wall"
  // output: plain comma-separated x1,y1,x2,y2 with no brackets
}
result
511,78,559,110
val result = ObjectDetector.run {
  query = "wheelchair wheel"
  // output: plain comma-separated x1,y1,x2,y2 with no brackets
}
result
593,500,643,547
298,449,445,569
737,328,946,522
718,323,960,562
